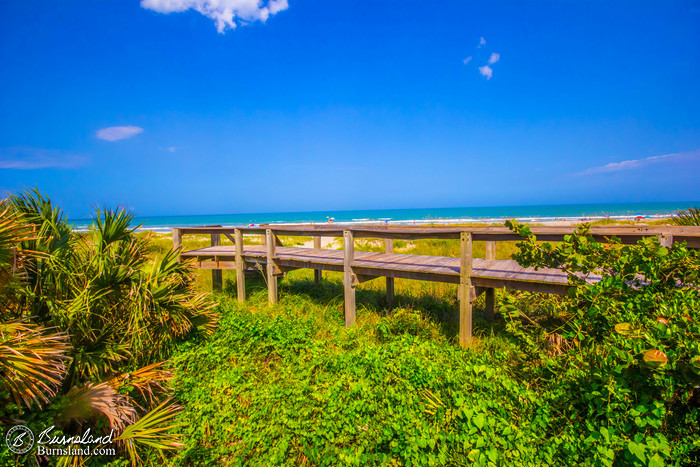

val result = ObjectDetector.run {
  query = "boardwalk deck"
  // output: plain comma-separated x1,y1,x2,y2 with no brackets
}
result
181,245,581,294
174,224,700,347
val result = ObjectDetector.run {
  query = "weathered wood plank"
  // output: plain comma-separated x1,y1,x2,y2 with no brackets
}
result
484,241,496,321
211,233,222,291
177,225,700,249
658,233,674,248
459,232,473,348
343,230,356,326
235,229,245,303
266,229,278,304
313,236,322,284
172,228,182,263
385,238,395,307
182,245,571,279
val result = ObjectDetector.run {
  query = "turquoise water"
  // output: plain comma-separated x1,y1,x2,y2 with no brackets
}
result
70,201,697,232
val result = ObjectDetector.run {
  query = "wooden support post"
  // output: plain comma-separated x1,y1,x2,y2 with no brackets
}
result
235,229,245,303
172,228,182,262
313,236,322,284
484,241,496,321
485,241,496,261
658,233,674,248
211,233,222,291
385,238,395,307
459,232,473,348
343,230,356,326
266,229,278,304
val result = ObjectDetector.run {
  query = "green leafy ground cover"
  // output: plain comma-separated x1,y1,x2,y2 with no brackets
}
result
171,285,557,466
167,223,700,466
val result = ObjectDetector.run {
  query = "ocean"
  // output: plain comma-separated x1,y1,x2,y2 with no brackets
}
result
70,201,697,232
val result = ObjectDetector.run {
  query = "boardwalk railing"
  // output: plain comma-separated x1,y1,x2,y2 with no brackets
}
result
172,224,700,347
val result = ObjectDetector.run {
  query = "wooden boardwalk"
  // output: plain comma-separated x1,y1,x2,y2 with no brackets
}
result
173,224,700,347
181,245,578,294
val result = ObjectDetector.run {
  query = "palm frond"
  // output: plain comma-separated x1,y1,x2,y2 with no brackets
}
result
671,207,700,226
62,381,137,432
116,398,184,465
92,207,140,253
8,187,73,255
0,199,45,315
0,321,70,407
0,200,38,273
126,250,217,361
106,361,173,407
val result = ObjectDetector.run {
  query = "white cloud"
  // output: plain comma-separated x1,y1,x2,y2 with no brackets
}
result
488,52,500,65
96,126,144,142
577,150,700,175
0,148,88,169
478,36,486,48
141,0,289,33
463,56,472,65
268,0,288,14
478,65,493,80
159,146,177,152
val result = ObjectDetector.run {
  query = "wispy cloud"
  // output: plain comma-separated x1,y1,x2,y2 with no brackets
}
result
464,38,500,79
159,146,177,153
577,150,700,176
0,147,88,170
141,0,289,33
96,126,143,142
478,65,493,80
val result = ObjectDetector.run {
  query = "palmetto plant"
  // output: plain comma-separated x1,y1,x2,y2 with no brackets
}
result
670,207,700,226
0,189,218,465
0,321,70,408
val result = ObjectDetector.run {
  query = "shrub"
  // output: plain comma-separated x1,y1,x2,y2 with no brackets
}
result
0,189,217,465
502,220,700,465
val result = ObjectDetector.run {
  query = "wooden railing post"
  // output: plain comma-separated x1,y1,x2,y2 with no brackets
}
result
484,241,496,321
343,230,356,326
385,238,394,307
266,229,278,304
313,236,322,284
211,233,222,291
657,233,673,248
172,228,182,262
459,232,473,347
235,229,245,303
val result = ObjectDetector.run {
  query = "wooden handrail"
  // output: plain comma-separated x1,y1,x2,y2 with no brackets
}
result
175,224,700,247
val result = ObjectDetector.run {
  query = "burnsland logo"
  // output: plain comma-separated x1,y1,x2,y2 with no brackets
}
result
4,425,116,457
5,425,35,454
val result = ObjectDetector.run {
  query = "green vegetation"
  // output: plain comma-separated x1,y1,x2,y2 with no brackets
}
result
1,189,216,465
3,192,699,465
168,223,700,466
171,293,557,465
503,221,700,465
671,207,700,226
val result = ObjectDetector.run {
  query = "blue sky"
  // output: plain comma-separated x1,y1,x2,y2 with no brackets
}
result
1,0,699,217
